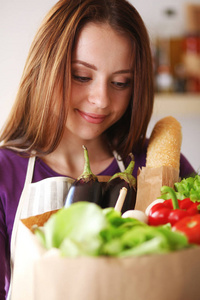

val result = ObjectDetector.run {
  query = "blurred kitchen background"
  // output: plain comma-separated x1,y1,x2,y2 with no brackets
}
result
0,0,200,172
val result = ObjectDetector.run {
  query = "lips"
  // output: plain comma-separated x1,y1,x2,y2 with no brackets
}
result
77,110,107,124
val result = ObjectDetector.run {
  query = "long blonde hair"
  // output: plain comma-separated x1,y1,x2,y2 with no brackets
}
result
0,0,154,159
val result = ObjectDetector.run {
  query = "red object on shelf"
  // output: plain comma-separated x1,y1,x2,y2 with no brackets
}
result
183,35,200,93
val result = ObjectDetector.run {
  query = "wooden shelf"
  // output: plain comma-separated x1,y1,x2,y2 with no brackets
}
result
155,93,200,100
153,93,200,115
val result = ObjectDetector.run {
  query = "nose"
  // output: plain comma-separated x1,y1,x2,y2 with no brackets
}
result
88,80,110,109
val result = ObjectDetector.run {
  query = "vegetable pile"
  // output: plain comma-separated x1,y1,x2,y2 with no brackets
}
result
34,202,191,258
34,145,200,256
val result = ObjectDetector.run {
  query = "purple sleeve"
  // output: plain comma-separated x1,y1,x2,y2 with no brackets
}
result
0,199,10,299
0,149,28,299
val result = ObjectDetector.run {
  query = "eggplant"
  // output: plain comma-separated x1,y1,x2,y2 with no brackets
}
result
102,154,136,213
64,145,102,207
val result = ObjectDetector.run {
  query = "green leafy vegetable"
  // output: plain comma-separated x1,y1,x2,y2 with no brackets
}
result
34,202,107,256
160,175,200,202
34,202,191,258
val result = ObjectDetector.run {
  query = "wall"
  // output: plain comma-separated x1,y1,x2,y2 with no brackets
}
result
0,0,200,172
130,0,200,39
0,0,57,127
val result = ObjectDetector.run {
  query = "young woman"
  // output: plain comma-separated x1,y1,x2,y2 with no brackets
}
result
0,0,194,298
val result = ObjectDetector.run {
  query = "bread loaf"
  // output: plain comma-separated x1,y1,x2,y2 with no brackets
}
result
146,116,182,170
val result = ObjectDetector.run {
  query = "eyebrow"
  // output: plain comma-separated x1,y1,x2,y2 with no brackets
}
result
72,60,97,70
72,60,133,74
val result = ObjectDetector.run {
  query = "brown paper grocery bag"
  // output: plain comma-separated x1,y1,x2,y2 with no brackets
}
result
135,166,179,212
11,215,200,300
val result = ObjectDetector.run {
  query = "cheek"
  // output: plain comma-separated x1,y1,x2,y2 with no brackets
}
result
114,95,131,117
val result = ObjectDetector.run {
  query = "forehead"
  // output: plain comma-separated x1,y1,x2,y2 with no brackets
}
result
72,22,134,67
75,22,131,47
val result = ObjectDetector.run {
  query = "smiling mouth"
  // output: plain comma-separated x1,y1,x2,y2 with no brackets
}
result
77,110,107,124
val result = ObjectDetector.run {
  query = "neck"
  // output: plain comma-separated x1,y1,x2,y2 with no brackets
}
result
41,132,113,179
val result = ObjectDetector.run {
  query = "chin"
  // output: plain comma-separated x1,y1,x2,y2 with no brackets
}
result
76,127,105,141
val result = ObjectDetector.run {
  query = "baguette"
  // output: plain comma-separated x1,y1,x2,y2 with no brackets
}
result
146,116,182,170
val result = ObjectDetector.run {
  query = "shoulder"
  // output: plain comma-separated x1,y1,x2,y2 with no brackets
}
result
180,153,196,178
0,148,29,195
0,147,27,161
0,149,29,234
0,148,29,175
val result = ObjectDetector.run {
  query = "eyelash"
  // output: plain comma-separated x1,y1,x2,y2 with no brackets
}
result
72,75,91,83
72,74,131,89
111,80,131,89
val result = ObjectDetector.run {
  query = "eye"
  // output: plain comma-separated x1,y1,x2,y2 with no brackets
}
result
111,79,131,89
72,75,91,83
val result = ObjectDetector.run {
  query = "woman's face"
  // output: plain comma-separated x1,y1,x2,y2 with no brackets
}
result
66,22,134,141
